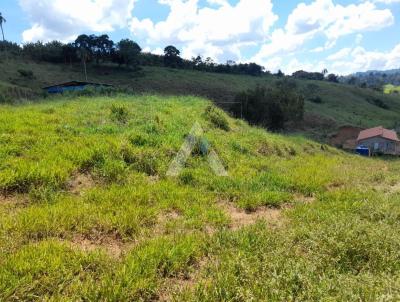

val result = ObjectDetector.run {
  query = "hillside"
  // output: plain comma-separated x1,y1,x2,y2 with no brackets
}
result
1,57,400,140
1,95,400,300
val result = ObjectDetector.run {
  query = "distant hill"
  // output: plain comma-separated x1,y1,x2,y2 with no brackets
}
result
354,69,400,76
342,68,400,87
1,57,400,141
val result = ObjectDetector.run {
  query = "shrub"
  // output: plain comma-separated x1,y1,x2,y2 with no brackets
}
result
309,96,322,103
17,69,34,78
367,97,389,110
0,92,11,104
233,80,304,130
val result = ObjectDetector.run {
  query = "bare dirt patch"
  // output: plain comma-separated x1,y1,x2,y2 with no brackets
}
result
67,173,95,195
68,234,133,259
0,194,28,206
326,181,345,191
221,202,284,230
293,193,316,204
329,125,363,149
392,183,400,193
0,195,15,205
148,175,160,184
158,257,208,302
154,210,182,235
384,182,400,194
66,211,182,259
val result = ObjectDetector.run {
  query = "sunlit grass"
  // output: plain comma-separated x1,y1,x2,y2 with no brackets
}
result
1,94,400,301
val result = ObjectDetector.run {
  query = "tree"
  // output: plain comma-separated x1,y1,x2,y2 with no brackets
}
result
117,39,141,69
276,70,284,77
62,43,77,66
0,12,6,42
327,73,339,83
322,68,328,76
164,45,182,68
348,76,357,85
292,70,324,81
91,34,114,64
74,35,93,81
42,41,64,63
192,55,203,70
247,63,264,76
233,80,304,130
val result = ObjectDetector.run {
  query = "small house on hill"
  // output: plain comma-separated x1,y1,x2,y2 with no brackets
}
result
43,81,113,94
357,126,400,155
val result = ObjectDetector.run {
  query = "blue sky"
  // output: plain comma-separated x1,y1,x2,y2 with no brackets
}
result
1,0,400,74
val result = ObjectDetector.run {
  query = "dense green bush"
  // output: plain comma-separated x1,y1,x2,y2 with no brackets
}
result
367,97,389,109
17,69,34,78
233,79,304,130
309,96,323,103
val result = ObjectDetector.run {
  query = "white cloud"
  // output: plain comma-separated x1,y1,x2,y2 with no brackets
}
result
329,44,400,74
18,0,399,75
253,0,394,64
282,58,326,75
130,0,278,62
20,0,136,42
372,0,400,4
355,34,363,45
327,48,352,61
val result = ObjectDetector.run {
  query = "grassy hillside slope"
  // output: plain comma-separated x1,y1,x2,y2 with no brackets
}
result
1,57,400,135
0,95,400,301
385,84,400,95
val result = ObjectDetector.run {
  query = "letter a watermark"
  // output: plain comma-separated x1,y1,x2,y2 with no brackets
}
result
167,122,228,177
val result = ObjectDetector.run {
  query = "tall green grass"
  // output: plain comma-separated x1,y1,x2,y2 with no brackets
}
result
0,95,399,301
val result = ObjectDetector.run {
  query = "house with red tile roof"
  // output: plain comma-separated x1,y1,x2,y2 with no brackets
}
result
357,126,400,155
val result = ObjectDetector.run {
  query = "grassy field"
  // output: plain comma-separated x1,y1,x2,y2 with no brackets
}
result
384,84,400,95
1,57,400,137
0,94,400,301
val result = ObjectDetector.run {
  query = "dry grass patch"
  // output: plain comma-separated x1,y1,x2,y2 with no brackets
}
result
293,193,316,204
67,173,95,195
220,201,284,230
154,210,183,235
67,234,134,259
0,194,29,207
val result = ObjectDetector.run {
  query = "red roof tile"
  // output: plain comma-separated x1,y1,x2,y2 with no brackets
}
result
357,126,400,142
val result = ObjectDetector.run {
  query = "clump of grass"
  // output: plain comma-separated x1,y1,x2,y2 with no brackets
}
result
204,105,230,131
191,137,210,157
29,186,59,204
128,132,149,147
94,159,127,183
179,170,196,185
110,104,129,124
120,144,160,176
